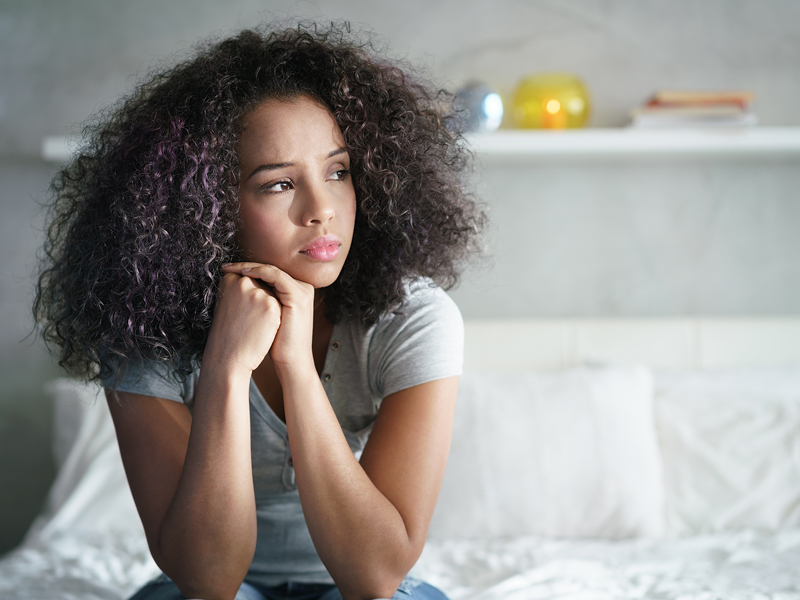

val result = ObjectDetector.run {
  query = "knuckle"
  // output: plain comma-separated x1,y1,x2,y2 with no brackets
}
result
219,272,239,288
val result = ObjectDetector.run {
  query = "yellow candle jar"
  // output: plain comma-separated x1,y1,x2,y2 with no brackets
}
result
512,73,591,129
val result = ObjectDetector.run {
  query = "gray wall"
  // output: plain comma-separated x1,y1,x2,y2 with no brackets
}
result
450,156,800,316
1,0,799,554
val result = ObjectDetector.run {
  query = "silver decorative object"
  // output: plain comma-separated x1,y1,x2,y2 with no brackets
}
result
454,81,504,133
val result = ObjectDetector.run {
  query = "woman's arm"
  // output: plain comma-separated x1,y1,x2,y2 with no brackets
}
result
106,271,282,600
107,374,254,600
283,373,458,600
223,262,459,600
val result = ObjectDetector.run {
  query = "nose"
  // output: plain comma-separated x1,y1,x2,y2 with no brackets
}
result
299,182,335,226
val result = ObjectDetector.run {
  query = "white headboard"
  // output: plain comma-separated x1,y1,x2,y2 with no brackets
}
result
463,318,800,372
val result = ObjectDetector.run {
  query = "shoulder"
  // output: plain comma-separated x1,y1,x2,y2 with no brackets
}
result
400,278,463,322
385,277,462,323
366,279,463,398
372,279,463,347
101,356,197,405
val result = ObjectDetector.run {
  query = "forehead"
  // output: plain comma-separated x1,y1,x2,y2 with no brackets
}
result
238,96,345,162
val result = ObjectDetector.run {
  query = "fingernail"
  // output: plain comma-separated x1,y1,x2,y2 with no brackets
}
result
242,267,252,273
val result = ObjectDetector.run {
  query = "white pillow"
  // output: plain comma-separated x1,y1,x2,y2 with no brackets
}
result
25,379,145,544
429,366,665,540
655,368,800,534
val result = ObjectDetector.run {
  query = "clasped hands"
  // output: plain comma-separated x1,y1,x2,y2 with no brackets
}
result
206,262,317,376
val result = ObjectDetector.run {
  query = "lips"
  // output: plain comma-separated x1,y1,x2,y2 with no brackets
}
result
299,235,341,261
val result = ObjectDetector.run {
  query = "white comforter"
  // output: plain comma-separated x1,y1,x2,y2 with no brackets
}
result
416,531,800,599
2,529,800,599
5,373,800,600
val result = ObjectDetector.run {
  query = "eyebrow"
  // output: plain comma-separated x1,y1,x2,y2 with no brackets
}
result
244,147,348,182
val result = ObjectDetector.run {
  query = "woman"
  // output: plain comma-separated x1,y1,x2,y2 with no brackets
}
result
34,22,483,600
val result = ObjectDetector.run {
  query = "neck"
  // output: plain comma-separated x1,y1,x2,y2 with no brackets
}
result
313,289,326,319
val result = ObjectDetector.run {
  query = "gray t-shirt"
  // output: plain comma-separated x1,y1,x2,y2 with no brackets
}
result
105,279,463,586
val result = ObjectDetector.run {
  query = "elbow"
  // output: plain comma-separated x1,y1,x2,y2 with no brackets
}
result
331,528,426,599
369,571,407,600
355,537,425,600
152,522,256,600
156,560,250,600
346,575,404,600
154,544,254,600
372,579,406,600
339,558,415,600
174,579,242,600
157,561,244,600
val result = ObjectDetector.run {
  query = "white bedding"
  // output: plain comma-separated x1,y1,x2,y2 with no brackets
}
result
0,532,157,600
413,531,800,599
3,364,800,600
3,529,800,599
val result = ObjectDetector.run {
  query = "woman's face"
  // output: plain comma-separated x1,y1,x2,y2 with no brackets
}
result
236,95,357,288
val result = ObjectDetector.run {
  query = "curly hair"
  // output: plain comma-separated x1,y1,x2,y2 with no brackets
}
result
34,21,484,383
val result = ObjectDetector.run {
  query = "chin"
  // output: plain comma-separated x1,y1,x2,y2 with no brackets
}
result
311,274,343,289
292,265,344,289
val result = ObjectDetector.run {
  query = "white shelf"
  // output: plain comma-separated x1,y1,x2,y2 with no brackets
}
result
41,136,83,162
466,127,800,159
42,127,800,162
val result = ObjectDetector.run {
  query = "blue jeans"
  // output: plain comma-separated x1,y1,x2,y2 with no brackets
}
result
129,573,448,600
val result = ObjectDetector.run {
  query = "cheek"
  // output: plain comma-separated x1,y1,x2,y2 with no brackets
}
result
238,206,286,255
343,191,357,235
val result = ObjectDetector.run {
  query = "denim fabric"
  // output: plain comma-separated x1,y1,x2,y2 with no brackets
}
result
129,573,448,600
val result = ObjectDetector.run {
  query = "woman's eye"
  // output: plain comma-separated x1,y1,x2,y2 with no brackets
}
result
262,180,293,193
330,168,350,181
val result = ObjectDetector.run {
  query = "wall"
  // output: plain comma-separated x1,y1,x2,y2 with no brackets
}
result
1,0,799,554
450,156,800,316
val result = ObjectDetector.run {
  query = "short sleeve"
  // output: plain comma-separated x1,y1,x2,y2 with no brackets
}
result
101,357,194,404
369,280,464,399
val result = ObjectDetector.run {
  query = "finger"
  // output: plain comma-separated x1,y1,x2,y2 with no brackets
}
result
218,271,275,302
222,263,288,293
240,274,277,296
216,271,245,296
231,263,299,297
221,261,270,273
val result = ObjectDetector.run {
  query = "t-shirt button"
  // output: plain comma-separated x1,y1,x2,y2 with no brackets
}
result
331,341,340,351
323,372,333,382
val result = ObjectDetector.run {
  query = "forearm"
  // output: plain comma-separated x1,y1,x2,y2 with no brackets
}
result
158,364,257,599
280,366,415,600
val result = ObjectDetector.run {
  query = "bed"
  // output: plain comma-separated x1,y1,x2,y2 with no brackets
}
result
2,318,800,599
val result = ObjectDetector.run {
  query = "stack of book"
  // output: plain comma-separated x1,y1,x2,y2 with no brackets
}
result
630,90,757,128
